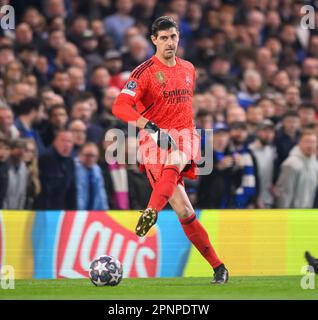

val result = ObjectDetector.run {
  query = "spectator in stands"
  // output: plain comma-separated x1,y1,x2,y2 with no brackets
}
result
68,119,87,155
228,121,258,208
122,35,150,71
68,15,89,47
104,50,126,90
249,120,276,208
3,61,24,89
79,30,103,73
75,142,109,210
17,44,39,75
195,109,213,151
40,87,64,114
67,66,86,99
256,97,277,124
198,123,242,208
89,65,111,113
14,23,34,50
298,103,316,129
3,139,28,209
70,97,104,144
274,111,301,181
41,104,68,147
14,97,46,155
23,139,41,210
125,136,152,209
246,105,264,143
0,105,19,140
237,69,263,109
0,44,15,76
36,130,76,210
275,130,318,208
100,86,125,131
51,69,72,108
284,85,301,111
42,30,66,70
0,138,10,208
104,0,135,49
226,106,247,125
100,136,129,209
52,42,79,74
5,82,32,113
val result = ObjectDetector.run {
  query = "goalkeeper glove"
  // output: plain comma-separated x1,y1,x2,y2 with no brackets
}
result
144,121,177,150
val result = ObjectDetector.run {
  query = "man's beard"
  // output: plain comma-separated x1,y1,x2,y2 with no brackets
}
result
258,136,271,146
232,137,245,146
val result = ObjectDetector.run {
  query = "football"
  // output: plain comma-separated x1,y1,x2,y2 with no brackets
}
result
88,255,123,287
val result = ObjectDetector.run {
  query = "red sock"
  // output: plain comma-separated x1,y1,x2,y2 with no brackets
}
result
148,165,180,212
180,213,222,270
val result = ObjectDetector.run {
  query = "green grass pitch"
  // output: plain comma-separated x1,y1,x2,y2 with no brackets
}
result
0,276,317,300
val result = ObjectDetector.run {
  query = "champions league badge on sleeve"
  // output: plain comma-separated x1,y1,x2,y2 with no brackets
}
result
126,81,137,90
121,80,137,97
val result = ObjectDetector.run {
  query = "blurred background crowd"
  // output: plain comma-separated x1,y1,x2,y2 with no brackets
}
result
1,0,318,211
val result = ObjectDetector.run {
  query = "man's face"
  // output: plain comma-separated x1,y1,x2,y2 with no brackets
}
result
151,28,179,60
257,128,275,145
103,88,120,111
299,134,317,157
92,68,110,88
247,107,263,124
79,145,99,168
213,131,229,150
285,86,300,105
72,102,92,123
54,132,74,157
105,59,122,74
299,108,316,126
10,83,31,105
69,121,87,146
230,128,248,145
52,73,70,92
283,116,300,133
0,109,13,132
50,107,68,128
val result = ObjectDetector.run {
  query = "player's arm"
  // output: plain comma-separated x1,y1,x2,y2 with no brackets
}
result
112,77,176,150
112,81,148,130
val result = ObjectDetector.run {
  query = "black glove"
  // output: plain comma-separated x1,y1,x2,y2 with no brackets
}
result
144,121,176,150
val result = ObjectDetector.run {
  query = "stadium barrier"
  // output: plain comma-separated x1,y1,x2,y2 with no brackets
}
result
0,210,318,279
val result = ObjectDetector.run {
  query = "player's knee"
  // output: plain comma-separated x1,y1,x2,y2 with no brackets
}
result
176,206,193,219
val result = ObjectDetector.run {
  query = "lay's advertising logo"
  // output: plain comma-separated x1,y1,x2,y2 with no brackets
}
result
33,210,191,279
56,211,160,278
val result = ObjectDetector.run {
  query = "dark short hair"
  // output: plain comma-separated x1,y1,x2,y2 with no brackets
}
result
282,110,299,120
151,16,179,37
196,109,212,118
18,97,42,115
300,128,316,140
48,104,67,118
299,102,316,111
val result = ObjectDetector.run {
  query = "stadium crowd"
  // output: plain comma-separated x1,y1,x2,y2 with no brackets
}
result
1,0,318,210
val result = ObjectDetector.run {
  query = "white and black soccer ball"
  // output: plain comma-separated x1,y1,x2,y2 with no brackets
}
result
88,255,123,287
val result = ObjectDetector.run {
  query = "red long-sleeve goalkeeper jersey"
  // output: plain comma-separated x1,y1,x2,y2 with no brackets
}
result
112,55,196,131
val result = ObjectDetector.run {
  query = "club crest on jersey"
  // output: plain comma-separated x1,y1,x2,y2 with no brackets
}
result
126,80,137,90
185,75,191,86
155,71,165,86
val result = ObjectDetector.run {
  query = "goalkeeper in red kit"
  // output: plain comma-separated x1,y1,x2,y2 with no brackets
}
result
112,16,228,284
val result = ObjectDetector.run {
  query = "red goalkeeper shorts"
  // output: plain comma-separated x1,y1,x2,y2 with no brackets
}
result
138,129,200,188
